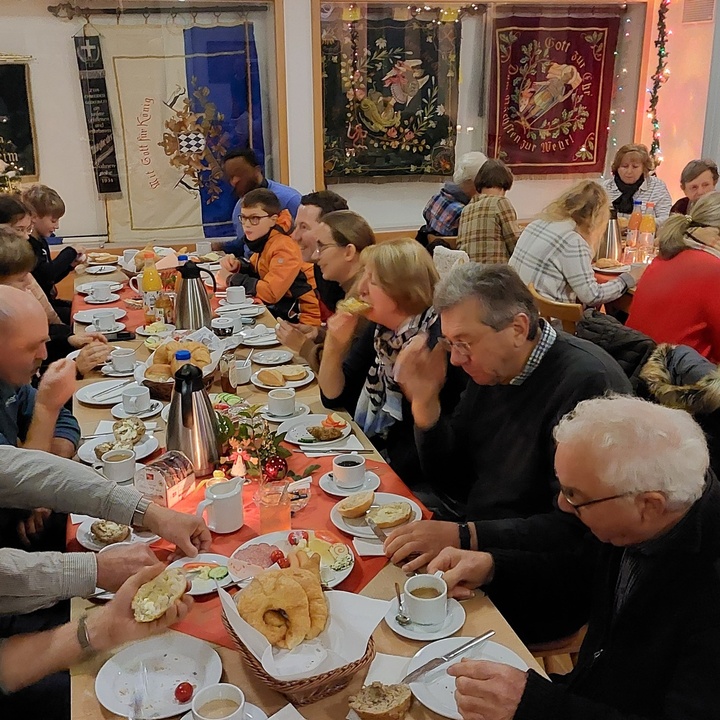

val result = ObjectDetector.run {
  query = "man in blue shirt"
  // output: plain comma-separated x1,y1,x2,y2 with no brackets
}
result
217,148,302,258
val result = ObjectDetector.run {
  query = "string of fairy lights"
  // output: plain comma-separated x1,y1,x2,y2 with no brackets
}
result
647,0,671,166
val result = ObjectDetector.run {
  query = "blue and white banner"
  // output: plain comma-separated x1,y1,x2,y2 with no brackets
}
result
100,23,264,242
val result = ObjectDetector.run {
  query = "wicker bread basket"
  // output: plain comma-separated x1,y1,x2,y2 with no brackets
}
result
142,369,215,401
221,609,376,705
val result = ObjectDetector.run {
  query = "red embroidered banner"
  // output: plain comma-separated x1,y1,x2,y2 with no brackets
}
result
488,16,619,175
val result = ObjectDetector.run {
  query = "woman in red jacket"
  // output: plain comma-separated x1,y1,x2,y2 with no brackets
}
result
628,192,720,362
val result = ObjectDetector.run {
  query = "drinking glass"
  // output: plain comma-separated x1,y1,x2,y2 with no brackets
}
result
256,481,291,534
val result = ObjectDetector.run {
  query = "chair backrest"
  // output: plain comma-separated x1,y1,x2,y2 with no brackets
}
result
432,245,470,279
528,283,583,334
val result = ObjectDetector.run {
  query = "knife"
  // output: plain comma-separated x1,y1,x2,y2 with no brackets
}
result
366,517,388,542
401,630,496,684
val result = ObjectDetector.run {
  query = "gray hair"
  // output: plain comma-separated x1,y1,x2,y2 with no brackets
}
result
554,395,708,510
453,151,488,185
680,158,719,187
434,263,540,339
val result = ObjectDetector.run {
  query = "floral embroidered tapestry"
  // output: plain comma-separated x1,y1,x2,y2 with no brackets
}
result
488,16,619,175
321,13,460,179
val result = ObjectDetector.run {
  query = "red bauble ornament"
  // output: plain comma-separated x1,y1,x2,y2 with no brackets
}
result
263,455,288,481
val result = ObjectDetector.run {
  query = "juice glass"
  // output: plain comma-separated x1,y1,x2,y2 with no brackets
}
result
257,481,291,534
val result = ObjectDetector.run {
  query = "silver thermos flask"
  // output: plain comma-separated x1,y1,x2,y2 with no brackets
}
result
166,355,219,477
175,260,217,330
595,208,622,263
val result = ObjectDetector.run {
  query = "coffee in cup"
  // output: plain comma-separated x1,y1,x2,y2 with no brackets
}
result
267,388,296,417
110,348,135,372
332,453,366,489
403,572,448,628
94,449,136,484
192,683,245,720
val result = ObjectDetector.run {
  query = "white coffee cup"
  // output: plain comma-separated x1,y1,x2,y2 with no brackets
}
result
90,283,112,302
332,453,366,489
229,314,244,334
123,248,139,265
122,385,151,414
403,571,448,628
94,449,136,484
226,286,246,305
211,317,234,337
129,273,144,294
195,479,244,533
267,388,296,417
92,309,116,331
230,360,252,386
110,348,135,372
195,241,213,257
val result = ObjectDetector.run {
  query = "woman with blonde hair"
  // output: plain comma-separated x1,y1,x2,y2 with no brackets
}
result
319,238,466,495
628,192,720,362
510,180,643,306
600,143,672,221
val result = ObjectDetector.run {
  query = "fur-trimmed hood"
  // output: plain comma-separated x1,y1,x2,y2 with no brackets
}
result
640,344,720,415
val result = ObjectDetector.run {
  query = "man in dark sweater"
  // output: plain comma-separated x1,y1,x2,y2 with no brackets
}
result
429,396,720,720
389,265,631,588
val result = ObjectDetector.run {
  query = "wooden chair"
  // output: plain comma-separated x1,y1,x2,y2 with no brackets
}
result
529,625,587,676
528,283,583,334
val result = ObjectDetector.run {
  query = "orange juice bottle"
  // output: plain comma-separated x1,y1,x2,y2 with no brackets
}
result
141,252,162,324
626,200,643,248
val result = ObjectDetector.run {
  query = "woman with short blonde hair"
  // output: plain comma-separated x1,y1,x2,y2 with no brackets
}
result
628,192,720,361
510,180,643,307
600,143,672,221
318,238,465,495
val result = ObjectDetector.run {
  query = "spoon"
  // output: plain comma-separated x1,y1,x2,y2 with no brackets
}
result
394,582,411,626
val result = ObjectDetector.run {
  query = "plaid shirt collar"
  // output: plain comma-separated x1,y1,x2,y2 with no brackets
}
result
509,319,557,386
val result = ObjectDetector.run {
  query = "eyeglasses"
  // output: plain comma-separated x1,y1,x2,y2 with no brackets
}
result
437,336,473,357
561,490,635,512
314,242,340,256
239,213,271,226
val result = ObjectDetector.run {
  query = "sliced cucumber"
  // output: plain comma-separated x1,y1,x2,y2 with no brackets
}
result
208,566,229,580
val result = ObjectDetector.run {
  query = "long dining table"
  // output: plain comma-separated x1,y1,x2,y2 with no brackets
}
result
68,263,541,720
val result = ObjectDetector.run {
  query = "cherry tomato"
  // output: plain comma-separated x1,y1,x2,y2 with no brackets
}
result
270,549,286,564
287,530,309,546
276,556,291,569
174,682,194,703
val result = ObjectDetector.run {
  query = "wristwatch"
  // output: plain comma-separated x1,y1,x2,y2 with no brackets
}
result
76,613,95,656
132,497,152,528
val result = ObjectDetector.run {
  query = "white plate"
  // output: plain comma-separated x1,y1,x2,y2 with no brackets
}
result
161,403,170,422
73,307,127,324
167,553,232,596
259,402,310,423
250,368,315,391
181,704,268,720
75,380,138,406
232,530,355,588
111,400,164,420
101,364,137,378
85,264,116,275
95,635,222,720
77,282,123,295
90,321,126,335
77,433,159,464
84,293,121,305
136,324,176,337
242,333,280,347
319,470,381,497
278,413,351,446
407,638,528,720
218,298,254,308
253,349,294,366
88,257,119,265
330,492,422,539
219,304,266,319
592,264,631,274
385,597,465,641
76,520,159,552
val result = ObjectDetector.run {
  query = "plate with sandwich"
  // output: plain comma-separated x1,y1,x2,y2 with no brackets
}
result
277,413,352,446
330,491,422,539
593,258,631,274
251,365,315,390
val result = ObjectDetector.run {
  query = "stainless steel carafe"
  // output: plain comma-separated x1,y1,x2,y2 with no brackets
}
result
595,208,622,263
166,358,219,477
175,260,216,330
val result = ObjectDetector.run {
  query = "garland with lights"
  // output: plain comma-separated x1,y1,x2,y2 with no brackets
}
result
647,0,671,165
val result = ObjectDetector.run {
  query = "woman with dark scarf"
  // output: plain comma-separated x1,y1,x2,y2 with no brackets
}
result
600,143,672,222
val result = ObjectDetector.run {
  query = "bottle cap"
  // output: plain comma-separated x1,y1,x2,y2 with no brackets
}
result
178,255,188,261
174,350,191,360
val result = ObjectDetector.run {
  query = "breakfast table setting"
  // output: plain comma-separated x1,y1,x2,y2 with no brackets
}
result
67,250,541,720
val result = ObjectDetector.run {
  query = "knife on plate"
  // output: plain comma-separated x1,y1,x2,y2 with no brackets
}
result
401,630,496,684
366,517,388,542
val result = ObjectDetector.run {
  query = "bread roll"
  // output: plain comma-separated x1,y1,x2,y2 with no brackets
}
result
145,363,172,382
366,501,413,529
349,683,412,720
278,365,307,382
337,297,373,316
257,368,285,387
595,257,622,269
132,568,188,622
337,491,375,519
90,520,131,545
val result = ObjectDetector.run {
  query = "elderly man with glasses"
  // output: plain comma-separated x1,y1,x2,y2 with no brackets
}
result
427,395,720,720
390,264,631,642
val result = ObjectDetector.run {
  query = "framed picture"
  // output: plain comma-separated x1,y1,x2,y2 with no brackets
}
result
0,62,38,179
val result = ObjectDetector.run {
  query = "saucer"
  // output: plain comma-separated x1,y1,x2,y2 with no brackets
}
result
100,364,136,378
110,400,164,420
90,321,126,335
385,597,466,641
181,703,268,720
319,470,381,497
74,307,126,324
259,402,310,423
85,293,120,305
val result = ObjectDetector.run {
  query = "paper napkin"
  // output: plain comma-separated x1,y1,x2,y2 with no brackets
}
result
268,705,306,720
300,435,366,456
352,537,386,557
